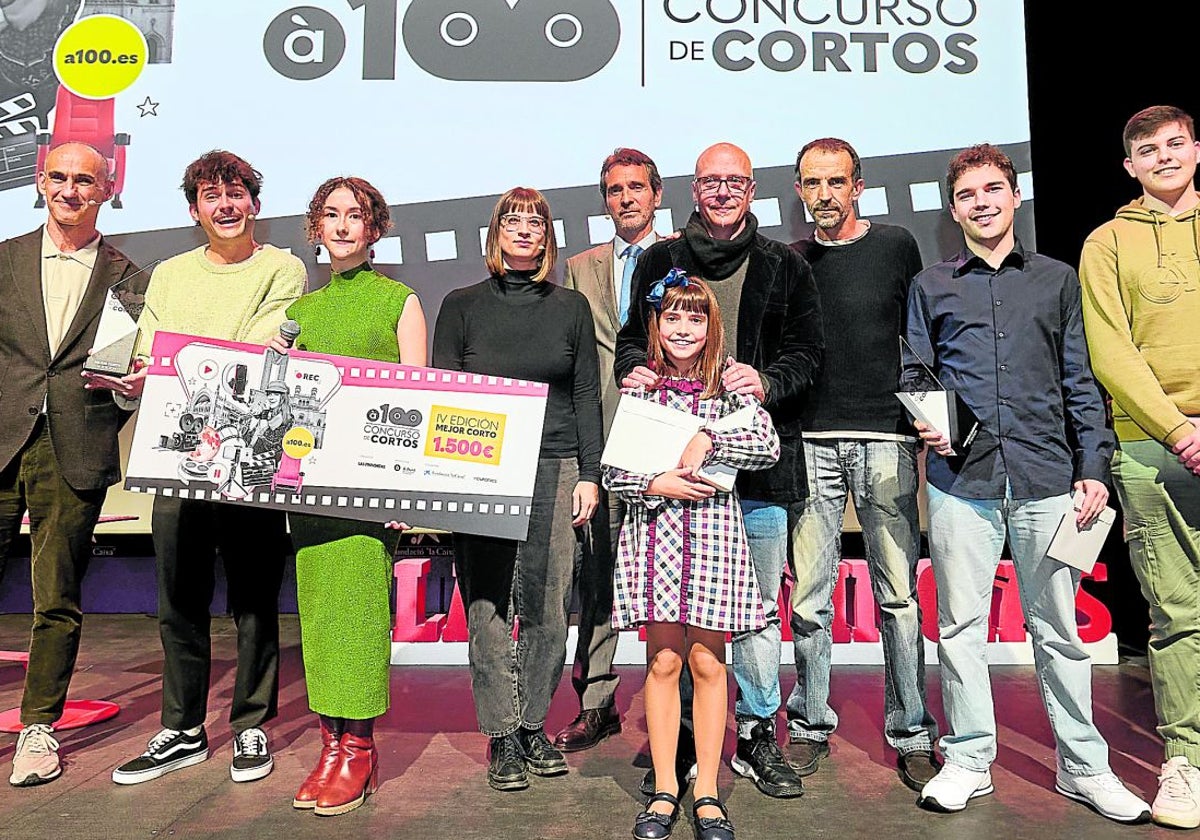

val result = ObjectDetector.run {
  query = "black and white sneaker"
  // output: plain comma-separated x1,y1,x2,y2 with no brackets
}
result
731,719,804,799
112,728,209,785
230,727,273,783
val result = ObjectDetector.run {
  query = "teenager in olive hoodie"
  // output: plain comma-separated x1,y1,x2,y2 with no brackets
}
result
1079,105,1200,830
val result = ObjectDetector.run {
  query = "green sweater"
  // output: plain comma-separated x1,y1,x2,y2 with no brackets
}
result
286,263,414,361
1080,196,1200,445
134,244,307,360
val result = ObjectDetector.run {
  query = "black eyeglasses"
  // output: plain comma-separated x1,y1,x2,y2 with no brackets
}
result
694,175,754,196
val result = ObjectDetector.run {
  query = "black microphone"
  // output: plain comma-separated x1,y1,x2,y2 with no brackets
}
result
278,320,301,348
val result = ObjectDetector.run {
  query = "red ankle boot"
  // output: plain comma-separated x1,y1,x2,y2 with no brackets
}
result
314,732,379,816
292,719,341,809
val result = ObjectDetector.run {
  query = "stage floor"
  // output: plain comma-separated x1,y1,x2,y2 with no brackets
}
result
0,615,1176,839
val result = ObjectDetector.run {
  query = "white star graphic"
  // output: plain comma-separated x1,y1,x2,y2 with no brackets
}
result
137,96,159,117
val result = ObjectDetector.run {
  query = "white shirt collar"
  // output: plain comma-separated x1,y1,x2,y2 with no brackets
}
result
613,229,659,259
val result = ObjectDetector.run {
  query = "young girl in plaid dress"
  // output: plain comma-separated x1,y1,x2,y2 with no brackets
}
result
605,271,779,840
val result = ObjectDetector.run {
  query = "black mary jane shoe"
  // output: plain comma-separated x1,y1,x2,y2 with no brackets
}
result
693,796,735,840
633,791,681,840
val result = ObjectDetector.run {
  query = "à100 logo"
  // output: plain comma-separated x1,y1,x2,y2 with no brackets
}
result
263,1,620,82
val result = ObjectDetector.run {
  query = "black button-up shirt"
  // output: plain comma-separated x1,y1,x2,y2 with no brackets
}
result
901,240,1113,500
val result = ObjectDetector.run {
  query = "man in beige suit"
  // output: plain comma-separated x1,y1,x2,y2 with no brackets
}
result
554,148,662,752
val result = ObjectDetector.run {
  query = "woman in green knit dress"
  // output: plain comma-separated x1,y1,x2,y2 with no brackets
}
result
283,176,426,816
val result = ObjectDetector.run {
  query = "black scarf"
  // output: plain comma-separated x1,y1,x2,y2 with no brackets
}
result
684,210,758,280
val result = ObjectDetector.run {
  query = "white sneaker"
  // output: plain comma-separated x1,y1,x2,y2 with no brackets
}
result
918,762,993,812
1056,770,1150,823
1152,757,1200,829
9,724,61,787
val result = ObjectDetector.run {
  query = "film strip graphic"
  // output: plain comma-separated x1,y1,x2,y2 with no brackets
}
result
107,142,1034,318
125,479,534,541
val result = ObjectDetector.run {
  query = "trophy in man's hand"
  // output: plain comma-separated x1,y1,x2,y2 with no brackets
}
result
85,261,157,375
894,336,981,456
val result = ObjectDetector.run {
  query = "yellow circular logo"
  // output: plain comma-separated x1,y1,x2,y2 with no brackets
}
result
281,427,315,459
53,15,148,100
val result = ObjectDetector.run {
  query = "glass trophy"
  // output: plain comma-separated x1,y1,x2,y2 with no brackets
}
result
84,273,145,375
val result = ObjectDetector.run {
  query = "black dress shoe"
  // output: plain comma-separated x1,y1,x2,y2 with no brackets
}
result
515,727,568,776
785,735,830,777
898,749,941,792
553,706,621,752
633,791,680,840
693,796,735,840
488,734,528,791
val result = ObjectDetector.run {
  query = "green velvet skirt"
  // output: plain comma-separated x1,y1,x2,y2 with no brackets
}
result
291,514,397,719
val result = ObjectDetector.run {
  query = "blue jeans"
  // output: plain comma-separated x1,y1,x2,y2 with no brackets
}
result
454,457,579,736
785,439,935,753
732,499,788,726
926,483,1110,774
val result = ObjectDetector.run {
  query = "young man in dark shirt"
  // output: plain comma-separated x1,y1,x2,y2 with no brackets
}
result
903,144,1147,821
785,138,937,791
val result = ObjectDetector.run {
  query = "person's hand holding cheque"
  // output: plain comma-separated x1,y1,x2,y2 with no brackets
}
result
265,333,291,355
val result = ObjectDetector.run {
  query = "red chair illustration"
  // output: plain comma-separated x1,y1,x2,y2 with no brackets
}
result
271,454,304,494
34,86,130,209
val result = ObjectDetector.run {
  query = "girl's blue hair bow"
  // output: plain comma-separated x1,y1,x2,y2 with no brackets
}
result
646,268,690,311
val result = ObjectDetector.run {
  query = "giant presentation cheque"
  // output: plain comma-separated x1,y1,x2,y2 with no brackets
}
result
124,332,548,540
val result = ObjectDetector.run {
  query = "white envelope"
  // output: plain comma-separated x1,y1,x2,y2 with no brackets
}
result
1046,506,1116,574
601,395,753,492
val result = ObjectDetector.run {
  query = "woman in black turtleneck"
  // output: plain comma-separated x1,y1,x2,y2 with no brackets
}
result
432,187,602,792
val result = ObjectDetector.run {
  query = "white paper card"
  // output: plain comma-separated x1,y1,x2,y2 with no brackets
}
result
602,394,703,472
601,396,754,493
1046,506,1116,574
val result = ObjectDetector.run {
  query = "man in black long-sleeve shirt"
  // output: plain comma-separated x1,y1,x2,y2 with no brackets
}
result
784,138,938,791
902,144,1148,822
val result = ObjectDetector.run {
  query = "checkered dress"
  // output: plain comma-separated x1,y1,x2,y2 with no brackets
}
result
606,384,780,632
